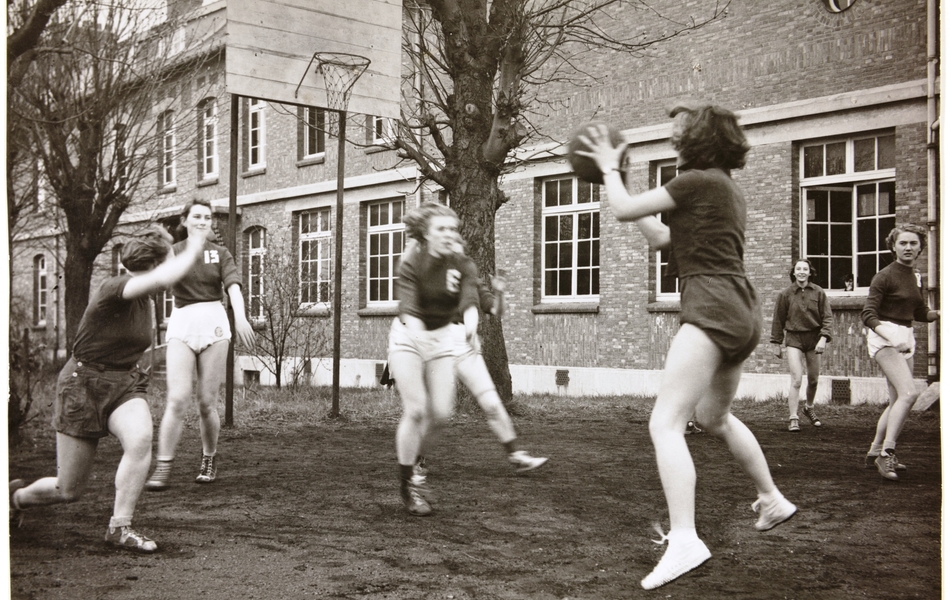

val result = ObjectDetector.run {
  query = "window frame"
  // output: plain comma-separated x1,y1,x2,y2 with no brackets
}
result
247,98,266,170
298,208,332,307
33,254,48,327
300,106,326,160
365,198,405,306
158,110,176,188
247,226,266,320
799,132,897,293
197,97,218,180
654,161,680,300
371,115,395,146
539,176,601,302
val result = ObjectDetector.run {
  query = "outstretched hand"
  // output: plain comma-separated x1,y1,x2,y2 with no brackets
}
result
573,124,628,174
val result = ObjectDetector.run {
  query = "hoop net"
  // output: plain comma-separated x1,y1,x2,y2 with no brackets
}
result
315,52,370,135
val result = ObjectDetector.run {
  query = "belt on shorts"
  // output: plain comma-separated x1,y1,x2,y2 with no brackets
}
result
74,359,131,372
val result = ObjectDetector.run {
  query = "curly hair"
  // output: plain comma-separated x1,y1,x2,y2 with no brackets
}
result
121,226,174,272
403,202,458,242
885,223,928,253
668,103,750,171
788,258,817,283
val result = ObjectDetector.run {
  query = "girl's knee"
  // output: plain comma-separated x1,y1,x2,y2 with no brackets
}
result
55,484,84,504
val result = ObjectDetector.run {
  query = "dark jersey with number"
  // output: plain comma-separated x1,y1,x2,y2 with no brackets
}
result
170,239,241,308
72,276,152,369
396,249,479,330
862,261,934,329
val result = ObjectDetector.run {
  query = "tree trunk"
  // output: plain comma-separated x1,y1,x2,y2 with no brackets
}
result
63,239,95,355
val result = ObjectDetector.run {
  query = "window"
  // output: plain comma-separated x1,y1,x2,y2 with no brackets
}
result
247,98,266,170
367,199,405,303
197,98,218,179
33,255,48,326
655,161,679,297
541,177,600,300
801,132,896,290
370,115,395,145
158,110,176,187
162,291,175,322
112,244,128,276
299,208,332,305
299,107,325,159
247,227,266,319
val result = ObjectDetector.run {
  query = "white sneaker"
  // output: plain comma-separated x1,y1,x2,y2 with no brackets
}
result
641,534,711,590
752,493,797,531
508,451,548,472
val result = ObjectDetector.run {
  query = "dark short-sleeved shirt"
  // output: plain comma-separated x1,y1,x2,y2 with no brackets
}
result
72,276,152,369
170,239,241,308
770,282,833,344
663,168,746,278
862,261,934,329
397,250,480,330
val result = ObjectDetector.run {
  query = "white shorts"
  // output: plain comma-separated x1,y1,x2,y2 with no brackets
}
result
866,322,916,359
388,318,455,362
166,301,231,354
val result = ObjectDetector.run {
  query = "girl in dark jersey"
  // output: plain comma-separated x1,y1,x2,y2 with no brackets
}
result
770,259,832,431
10,226,208,552
578,104,796,589
390,203,480,516
145,199,255,490
861,224,938,480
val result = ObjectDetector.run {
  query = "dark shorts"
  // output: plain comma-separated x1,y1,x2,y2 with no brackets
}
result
679,274,761,365
784,329,823,352
52,357,150,439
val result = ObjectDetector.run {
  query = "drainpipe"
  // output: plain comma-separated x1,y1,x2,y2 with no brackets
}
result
926,0,939,382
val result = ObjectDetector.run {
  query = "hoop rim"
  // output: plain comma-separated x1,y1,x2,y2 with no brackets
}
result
314,52,371,70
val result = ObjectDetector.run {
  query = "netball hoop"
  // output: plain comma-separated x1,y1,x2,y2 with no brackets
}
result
296,51,371,418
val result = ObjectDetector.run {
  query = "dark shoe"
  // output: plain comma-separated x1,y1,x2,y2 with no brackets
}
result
104,525,158,553
401,484,432,516
195,454,218,483
145,460,173,491
802,406,822,427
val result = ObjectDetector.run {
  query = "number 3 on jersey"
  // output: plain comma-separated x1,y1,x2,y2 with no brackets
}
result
446,268,460,293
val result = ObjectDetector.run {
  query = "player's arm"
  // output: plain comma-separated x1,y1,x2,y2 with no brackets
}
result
122,231,206,300
227,283,256,348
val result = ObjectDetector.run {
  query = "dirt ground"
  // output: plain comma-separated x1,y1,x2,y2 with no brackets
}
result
7,400,942,599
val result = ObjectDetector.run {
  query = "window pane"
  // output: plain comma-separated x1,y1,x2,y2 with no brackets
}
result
829,191,852,222
591,213,600,239
545,216,557,238
808,190,828,221
660,164,677,186
806,224,827,255
545,271,557,295
812,258,829,289
544,243,557,269
803,145,824,178
578,212,591,239
829,224,852,255
558,242,572,268
829,258,852,291
853,138,876,172
577,240,590,267
661,274,677,294
826,142,846,175
591,269,599,295
856,184,876,216
558,180,572,206
877,134,895,169
878,217,895,246
370,203,379,227
558,270,571,295
591,239,600,267
577,181,591,204
577,270,590,295
857,220,877,252
879,181,895,214
857,254,877,287
544,181,558,207
558,215,572,241
369,256,379,278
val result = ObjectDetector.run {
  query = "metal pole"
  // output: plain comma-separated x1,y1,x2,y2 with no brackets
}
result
331,110,346,418
225,93,240,426
925,0,938,382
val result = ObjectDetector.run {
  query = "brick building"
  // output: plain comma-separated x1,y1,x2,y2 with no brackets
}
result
13,0,938,403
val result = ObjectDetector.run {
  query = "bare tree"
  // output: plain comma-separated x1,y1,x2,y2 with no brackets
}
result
8,0,225,351
249,239,332,391
388,0,729,400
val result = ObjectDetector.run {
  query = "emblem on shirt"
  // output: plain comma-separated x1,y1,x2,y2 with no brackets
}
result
204,250,220,264
215,327,224,337
446,268,461,293
915,272,922,288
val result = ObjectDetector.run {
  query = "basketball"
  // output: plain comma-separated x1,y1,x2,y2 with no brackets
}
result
567,122,625,185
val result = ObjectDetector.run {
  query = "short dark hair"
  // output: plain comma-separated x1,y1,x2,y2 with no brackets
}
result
885,223,928,253
403,202,457,242
788,258,817,282
121,226,173,272
668,103,750,171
